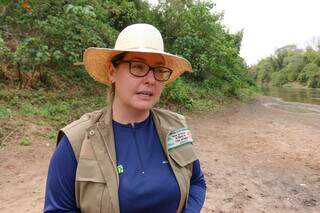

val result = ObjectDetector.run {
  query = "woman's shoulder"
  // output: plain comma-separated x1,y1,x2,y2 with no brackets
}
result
62,107,107,132
57,107,107,158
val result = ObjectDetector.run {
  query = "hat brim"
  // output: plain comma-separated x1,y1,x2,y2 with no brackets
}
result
83,47,192,85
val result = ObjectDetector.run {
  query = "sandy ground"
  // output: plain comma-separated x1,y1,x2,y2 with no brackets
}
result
0,96,319,213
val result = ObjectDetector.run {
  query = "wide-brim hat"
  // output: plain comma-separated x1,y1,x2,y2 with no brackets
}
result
83,23,192,85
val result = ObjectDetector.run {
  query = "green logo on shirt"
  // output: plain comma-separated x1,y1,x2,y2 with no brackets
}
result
117,165,124,174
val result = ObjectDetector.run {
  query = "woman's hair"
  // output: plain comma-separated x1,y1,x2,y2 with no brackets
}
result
111,52,127,66
108,52,127,104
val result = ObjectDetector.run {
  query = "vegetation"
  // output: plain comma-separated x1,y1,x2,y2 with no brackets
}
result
250,44,320,88
0,89,106,127
0,0,255,107
19,137,31,146
0,88,108,146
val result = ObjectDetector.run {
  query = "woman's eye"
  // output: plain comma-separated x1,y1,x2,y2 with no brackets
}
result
131,63,145,70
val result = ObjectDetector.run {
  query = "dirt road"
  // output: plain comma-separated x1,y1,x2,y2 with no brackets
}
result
1,96,319,212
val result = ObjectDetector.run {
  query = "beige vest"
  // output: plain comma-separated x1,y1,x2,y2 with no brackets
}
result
57,106,198,213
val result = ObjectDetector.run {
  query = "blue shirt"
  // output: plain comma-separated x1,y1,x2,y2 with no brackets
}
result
44,115,206,212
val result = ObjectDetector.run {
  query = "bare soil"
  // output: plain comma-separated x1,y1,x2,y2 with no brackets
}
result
1,96,320,213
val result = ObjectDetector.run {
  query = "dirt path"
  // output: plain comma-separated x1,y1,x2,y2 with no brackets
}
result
0,96,320,212
189,96,320,213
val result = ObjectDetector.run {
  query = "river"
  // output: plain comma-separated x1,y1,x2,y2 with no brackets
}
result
261,86,320,106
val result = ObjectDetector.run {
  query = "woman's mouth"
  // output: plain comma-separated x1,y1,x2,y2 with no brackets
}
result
136,91,153,97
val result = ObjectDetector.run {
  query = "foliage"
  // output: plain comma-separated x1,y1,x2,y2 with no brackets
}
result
160,78,194,110
252,44,320,88
1,0,255,107
297,63,320,88
19,137,31,146
152,0,250,97
255,57,274,84
47,129,56,140
0,36,13,82
1,0,118,87
0,89,107,128
0,36,12,63
285,55,305,82
271,70,288,86
0,106,12,118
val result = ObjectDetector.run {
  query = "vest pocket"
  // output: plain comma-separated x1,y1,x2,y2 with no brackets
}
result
169,143,198,209
76,158,109,213
76,158,105,182
168,143,197,189
169,143,198,167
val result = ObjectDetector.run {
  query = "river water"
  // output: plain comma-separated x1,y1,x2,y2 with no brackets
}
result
261,87,320,106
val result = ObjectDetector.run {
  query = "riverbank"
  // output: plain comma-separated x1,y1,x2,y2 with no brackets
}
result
0,96,319,212
190,96,320,212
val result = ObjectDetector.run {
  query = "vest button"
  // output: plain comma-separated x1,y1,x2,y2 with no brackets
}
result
89,130,95,136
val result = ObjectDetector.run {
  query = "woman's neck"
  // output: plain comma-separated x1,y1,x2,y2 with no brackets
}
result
111,99,150,124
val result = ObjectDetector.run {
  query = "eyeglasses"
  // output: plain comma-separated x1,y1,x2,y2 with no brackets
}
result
115,60,173,82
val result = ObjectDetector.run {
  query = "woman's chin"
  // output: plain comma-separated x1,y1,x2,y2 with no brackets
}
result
130,96,157,111
131,100,155,111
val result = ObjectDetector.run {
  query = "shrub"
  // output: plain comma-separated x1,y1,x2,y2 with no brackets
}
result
161,78,193,110
0,106,12,118
19,137,32,146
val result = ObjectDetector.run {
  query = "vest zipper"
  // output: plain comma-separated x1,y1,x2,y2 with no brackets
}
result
131,123,145,174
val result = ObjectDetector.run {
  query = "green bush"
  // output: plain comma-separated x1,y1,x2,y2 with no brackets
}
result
0,36,13,64
40,102,71,117
0,106,12,118
298,63,319,87
271,71,288,86
161,78,194,110
19,137,32,146
19,103,39,115
47,129,57,141
307,72,320,88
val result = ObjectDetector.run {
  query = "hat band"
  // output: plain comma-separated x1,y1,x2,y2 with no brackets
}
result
115,46,163,52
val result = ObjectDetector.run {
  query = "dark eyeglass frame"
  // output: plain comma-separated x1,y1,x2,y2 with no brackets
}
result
113,60,173,82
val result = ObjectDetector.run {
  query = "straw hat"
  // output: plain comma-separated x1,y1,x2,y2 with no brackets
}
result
83,23,192,85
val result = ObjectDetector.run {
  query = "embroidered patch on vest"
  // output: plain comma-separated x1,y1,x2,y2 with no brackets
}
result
117,165,124,174
167,128,193,150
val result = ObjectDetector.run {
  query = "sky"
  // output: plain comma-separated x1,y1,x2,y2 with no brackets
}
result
148,0,320,65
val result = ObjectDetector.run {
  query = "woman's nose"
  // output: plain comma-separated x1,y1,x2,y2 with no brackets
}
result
144,69,156,83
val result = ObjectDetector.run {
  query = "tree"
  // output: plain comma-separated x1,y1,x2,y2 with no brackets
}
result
254,44,320,88
1,0,253,96
255,57,274,84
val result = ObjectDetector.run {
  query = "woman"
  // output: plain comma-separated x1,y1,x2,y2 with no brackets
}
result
44,23,206,213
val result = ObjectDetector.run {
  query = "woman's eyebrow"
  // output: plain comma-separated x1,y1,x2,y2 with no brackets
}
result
130,57,164,66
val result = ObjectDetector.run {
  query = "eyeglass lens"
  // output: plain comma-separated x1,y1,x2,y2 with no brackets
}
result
129,61,172,81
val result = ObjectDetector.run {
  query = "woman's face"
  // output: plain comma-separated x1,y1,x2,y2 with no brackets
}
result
109,52,165,112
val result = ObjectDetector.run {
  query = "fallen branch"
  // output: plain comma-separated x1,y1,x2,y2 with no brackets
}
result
0,127,19,148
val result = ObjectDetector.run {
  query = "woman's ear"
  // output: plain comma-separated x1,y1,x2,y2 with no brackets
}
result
107,62,116,83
